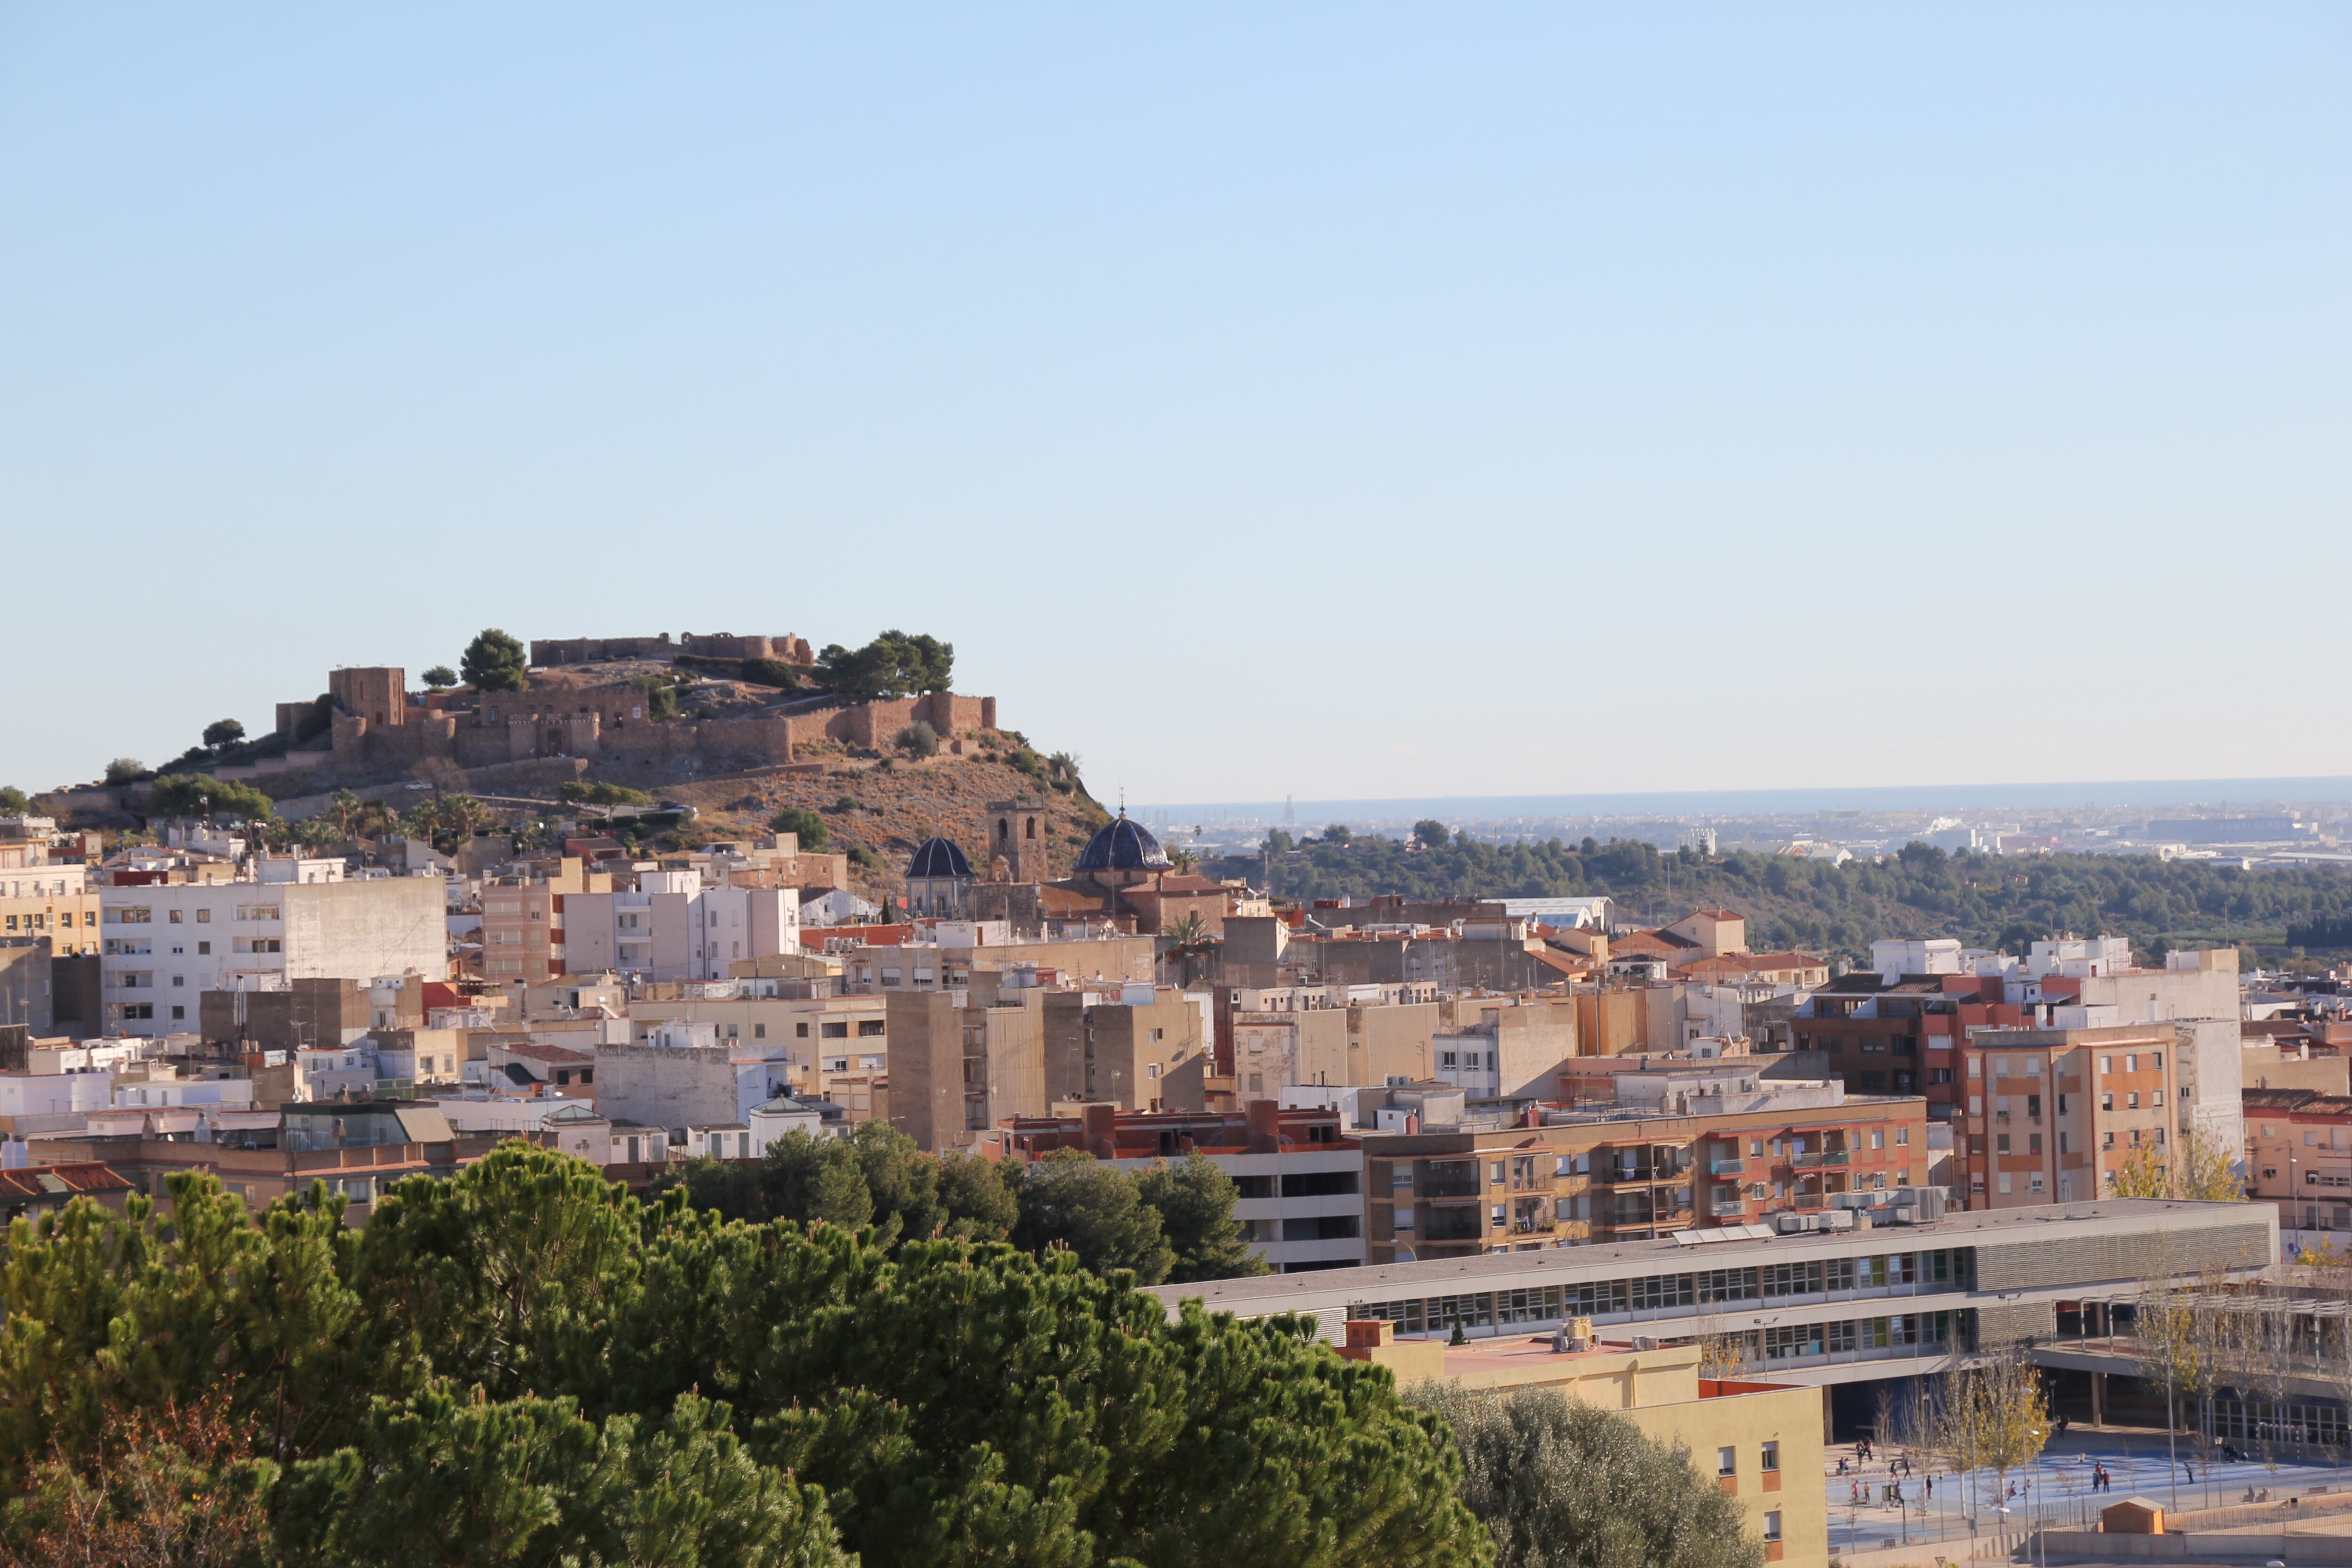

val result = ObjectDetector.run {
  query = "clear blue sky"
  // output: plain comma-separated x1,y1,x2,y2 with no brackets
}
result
4,5,2345,803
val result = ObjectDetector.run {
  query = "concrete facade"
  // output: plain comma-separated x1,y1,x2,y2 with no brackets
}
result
100,877,448,1035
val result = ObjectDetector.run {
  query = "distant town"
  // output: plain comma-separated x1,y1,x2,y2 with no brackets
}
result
8,626,2352,1568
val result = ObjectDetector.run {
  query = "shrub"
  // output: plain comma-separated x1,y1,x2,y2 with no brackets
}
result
740,657,801,689
767,808,830,851
293,694,334,743
894,721,940,758
557,781,654,807
148,774,277,822
103,758,145,786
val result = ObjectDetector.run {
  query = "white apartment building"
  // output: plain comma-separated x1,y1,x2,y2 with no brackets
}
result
561,871,798,981
98,876,447,1035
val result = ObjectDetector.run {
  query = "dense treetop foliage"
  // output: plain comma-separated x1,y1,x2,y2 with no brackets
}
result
1212,835,2352,960
1407,1383,1763,1568
662,1126,1269,1289
0,1145,1486,1568
460,628,531,693
815,631,954,701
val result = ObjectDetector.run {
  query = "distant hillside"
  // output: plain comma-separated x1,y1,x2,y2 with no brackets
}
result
1206,835,2352,964
663,743,1112,899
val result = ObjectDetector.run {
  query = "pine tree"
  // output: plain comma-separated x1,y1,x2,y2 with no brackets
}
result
1136,1151,1271,1282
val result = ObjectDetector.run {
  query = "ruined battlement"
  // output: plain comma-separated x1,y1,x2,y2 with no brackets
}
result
529,632,814,668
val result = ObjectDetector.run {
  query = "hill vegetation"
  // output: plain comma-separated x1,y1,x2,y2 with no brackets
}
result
1209,833,2352,964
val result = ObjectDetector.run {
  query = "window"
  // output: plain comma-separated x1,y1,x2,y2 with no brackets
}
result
754,1023,766,1039
2028,1134,2042,1154
1995,1134,2010,1154
2029,1172,2045,1194
1490,1162,1506,1186
118,907,152,923
2127,1091,2140,1110
2099,1055,2112,1074
2151,1051,2162,1070
195,908,210,923
1749,1139,1763,1157
1895,1127,1909,1146
2124,1054,2137,1072
1717,1447,1737,1478
2101,1092,2114,1111
1871,1130,1884,1150
1997,1172,2013,1194
820,1021,848,1038
168,909,183,923
857,1020,885,1037
1967,1057,1981,1078
1763,1512,1782,1544
1761,1441,1779,1472
2152,1089,2164,1106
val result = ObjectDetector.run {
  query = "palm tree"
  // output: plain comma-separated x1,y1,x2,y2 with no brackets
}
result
1162,911,1216,986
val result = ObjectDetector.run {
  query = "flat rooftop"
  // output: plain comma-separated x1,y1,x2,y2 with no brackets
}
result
1148,1198,2271,1313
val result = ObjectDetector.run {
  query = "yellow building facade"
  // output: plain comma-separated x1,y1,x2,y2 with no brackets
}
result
1340,1323,1826,1568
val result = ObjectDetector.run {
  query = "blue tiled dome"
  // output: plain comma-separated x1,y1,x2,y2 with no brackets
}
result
907,836,974,879
1075,813,1169,873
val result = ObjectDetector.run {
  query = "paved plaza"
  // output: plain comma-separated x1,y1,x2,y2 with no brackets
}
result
1822,1428,2352,1558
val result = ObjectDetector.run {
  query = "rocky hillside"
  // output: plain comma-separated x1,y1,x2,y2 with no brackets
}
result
660,747,1112,900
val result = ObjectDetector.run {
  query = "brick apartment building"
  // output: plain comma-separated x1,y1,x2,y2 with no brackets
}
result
1361,1090,1930,1264
1954,1024,2178,1207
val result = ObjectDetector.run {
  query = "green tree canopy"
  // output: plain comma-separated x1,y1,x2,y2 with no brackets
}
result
1415,819,1453,850
461,629,530,693
203,717,247,749
1009,1149,1176,1285
0,787,27,816
421,665,458,690
149,773,277,822
104,757,146,786
1206,834,2352,967
1407,1382,1762,1568
767,807,830,850
814,630,954,700
1135,1152,1271,1284
0,1146,1486,1567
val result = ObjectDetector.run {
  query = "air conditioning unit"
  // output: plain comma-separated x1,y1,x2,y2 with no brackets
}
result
1892,1206,1919,1225
1912,1188,1948,1221
1824,1209,1857,1230
1632,1334,1661,1351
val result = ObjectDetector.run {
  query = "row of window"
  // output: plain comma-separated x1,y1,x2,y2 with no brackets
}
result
109,906,279,924
4,910,92,931
1352,1252,1975,1330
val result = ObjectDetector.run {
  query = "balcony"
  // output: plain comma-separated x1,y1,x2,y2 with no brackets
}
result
1419,1177,1481,1200
1419,1211,1484,1242
1791,1150,1850,1169
1709,1158,1746,1177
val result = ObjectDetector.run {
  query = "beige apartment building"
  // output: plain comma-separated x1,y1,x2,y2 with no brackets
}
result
629,989,888,1109
1955,1024,2178,1206
889,977,1213,1152
0,864,98,957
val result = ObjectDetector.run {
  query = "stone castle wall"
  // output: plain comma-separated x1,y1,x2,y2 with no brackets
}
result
532,632,814,668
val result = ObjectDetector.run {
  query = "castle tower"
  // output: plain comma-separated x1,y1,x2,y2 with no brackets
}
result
988,798,1047,883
